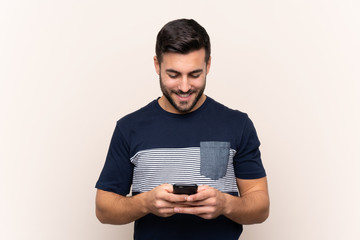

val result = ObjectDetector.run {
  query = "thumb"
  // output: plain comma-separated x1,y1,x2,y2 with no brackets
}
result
161,183,174,193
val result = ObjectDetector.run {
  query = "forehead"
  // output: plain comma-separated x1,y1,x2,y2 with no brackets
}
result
160,48,207,72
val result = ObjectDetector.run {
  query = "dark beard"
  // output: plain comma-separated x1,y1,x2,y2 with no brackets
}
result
159,75,206,113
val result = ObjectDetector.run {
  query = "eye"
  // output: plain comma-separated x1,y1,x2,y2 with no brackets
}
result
168,74,179,79
190,74,201,78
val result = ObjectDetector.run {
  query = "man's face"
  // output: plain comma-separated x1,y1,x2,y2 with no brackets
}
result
154,48,211,114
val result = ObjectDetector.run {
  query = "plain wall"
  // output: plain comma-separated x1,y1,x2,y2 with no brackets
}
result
1,0,359,239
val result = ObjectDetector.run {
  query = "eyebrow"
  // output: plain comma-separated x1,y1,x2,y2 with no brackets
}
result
165,69,203,75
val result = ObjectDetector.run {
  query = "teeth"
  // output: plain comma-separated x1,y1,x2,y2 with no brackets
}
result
178,94,190,97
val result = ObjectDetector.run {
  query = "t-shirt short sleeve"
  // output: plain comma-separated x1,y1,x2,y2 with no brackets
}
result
95,123,134,196
233,116,266,179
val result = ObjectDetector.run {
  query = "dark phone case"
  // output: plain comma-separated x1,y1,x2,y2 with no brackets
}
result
173,184,198,195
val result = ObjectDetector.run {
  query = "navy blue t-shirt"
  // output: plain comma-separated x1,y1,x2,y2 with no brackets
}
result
96,96,266,240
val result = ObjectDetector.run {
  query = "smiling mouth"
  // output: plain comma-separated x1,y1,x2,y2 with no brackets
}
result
175,92,194,102
174,90,194,98
178,93,191,98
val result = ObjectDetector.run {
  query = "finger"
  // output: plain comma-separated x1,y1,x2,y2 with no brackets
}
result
161,184,174,192
187,189,214,202
158,200,198,209
156,208,176,217
197,185,211,191
179,199,210,206
174,206,214,215
170,193,189,202
154,200,179,209
197,213,217,220
160,192,188,203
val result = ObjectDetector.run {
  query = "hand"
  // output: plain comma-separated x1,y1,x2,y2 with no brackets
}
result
144,184,188,217
173,185,228,219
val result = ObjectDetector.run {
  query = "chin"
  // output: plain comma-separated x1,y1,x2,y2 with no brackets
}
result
176,103,196,113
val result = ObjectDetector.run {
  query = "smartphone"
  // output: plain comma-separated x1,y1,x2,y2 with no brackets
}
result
173,184,198,195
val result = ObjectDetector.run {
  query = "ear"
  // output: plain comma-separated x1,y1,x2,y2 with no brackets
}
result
154,56,160,75
206,56,211,74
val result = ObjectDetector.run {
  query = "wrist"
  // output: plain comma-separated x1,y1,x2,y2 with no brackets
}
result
134,191,150,215
223,193,235,216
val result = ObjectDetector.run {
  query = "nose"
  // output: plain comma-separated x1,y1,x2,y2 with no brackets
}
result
178,76,191,93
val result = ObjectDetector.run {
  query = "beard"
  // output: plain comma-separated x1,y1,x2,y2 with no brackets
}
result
159,75,206,113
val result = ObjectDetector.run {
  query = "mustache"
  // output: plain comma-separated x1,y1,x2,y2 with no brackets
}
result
171,90,195,95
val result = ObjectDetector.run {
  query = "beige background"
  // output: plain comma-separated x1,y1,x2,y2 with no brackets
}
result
1,0,359,239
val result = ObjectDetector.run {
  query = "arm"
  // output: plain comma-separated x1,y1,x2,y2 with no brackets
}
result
174,177,269,224
225,177,270,224
96,184,188,225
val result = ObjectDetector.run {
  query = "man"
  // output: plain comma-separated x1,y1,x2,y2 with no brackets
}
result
95,19,269,240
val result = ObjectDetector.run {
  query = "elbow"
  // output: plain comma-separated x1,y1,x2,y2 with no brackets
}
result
96,205,116,224
95,190,124,225
247,208,269,224
96,208,108,224
257,207,270,223
255,201,270,223
245,199,270,224
96,206,129,225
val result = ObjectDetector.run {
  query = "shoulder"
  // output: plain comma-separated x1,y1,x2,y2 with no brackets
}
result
116,100,158,128
206,97,250,121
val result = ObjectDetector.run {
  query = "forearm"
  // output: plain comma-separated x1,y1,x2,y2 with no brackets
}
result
96,189,148,225
224,190,269,225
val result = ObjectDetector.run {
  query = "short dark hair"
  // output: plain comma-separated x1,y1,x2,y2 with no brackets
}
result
155,19,211,64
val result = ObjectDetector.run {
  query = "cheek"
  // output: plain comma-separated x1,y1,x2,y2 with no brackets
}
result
160,76,177,89
192,77,206,88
